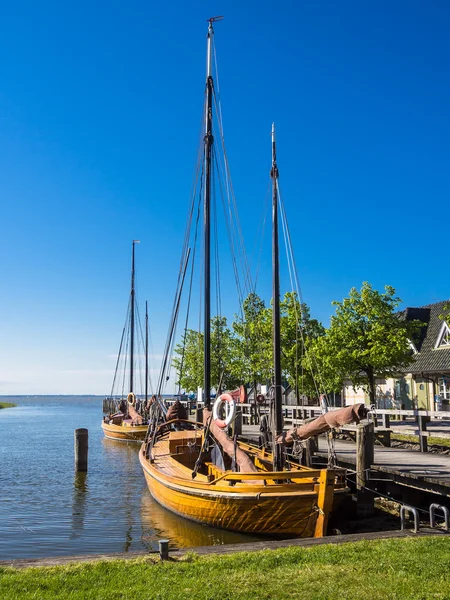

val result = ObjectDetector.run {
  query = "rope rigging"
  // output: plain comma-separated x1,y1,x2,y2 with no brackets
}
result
162,37,254,400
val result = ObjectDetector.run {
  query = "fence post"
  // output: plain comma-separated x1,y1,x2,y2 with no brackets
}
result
356,422,374,516
381,413,390,429
418,415,428,452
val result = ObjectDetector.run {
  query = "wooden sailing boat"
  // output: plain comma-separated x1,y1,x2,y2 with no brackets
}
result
139,18,365,536
102,240,151,442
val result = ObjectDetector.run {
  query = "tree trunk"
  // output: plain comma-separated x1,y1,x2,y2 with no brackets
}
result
367,368,376,406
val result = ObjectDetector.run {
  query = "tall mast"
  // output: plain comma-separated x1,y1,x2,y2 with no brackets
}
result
271,124,284,471
145,300,149,403
129,239,140,394
203,17,221,409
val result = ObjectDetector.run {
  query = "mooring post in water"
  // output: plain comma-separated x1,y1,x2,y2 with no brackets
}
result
356,421,374,517
74,428,88,472
159,539,169,560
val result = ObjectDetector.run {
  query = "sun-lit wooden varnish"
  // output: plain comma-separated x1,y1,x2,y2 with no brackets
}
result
101,420,148,442
139,425,346,537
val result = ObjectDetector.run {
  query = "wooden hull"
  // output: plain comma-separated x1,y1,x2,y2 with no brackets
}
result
139,429,346,537
102,420,147,442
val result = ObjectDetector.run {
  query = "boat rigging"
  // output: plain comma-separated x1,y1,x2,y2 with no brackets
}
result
102,240,154,442
139,19,367,536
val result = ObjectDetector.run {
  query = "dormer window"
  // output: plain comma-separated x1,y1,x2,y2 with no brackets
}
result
435,322,450,349
408,340,418,354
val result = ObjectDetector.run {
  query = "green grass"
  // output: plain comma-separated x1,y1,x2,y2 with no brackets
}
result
392,433,450,448
0,402,16,409
1,537,450,599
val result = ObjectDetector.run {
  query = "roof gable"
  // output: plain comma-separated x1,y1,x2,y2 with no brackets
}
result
435,321,450,349
403,301,450,374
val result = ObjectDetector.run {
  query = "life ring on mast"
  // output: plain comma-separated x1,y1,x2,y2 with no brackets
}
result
256,394,266,406
127,392,136,407
212,393,236,429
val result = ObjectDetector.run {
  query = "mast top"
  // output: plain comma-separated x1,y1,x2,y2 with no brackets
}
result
207,15,224,25
271,123,279,180
206,16,222,80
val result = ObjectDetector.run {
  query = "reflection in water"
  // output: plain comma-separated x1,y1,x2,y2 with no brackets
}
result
140,490,263,549
0,396,262,560
102,437,141,553
70,472,88,539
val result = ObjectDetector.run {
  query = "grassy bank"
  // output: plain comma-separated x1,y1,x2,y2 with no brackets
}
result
1,537,450,599
0,402,16,409
392,433,450,448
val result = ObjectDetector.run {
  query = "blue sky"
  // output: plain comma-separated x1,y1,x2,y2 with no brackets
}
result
0,1,449,394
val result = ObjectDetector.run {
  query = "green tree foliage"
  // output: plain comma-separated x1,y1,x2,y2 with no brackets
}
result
312,282,421,405
439,303,450,324
231,293,272,389
173,292,328,399
172,316,240,393
279,292,325,397
172,329,203,393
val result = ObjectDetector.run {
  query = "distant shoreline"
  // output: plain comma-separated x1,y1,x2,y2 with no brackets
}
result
0,402,16,409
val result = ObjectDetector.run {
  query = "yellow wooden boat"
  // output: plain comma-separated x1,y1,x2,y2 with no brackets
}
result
139,19,360,538
102,240,154,442
102,418,148,442
139,422,347,537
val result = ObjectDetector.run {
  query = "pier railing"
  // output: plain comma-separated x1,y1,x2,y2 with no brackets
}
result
104,396,450,453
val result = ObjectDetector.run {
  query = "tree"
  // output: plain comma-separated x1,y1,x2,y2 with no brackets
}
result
172,329,203,393
440,303,450,324
232,293,272,392
312,282,422,405
172,316,240,393
279,292,325,398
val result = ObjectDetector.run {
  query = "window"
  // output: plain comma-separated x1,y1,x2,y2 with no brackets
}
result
435,322,450,349
439,378,450,400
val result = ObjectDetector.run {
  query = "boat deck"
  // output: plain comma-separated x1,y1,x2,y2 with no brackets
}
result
153,431,209,482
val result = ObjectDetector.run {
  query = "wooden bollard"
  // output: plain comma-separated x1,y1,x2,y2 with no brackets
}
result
159,539,169,560
356,421,374,516
74,428,88,472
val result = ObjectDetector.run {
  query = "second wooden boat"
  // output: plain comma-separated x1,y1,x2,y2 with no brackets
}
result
102,240,153,442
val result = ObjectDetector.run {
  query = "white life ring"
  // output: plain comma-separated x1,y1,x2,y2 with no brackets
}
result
212,393,236,429
127,392,136,406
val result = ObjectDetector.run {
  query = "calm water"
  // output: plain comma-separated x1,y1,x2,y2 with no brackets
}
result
0,396,259,560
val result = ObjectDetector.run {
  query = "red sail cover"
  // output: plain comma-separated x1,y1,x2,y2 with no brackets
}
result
128,403,144,425
166,400,188,421
278,403,368,444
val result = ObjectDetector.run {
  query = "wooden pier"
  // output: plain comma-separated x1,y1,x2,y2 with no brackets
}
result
235,406,450,510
